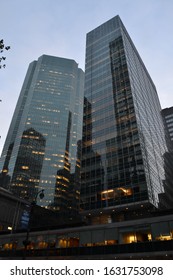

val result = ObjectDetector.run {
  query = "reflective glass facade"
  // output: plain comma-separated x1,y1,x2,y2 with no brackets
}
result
81,16,168,218
0,55,84,215
162,107,173,148
161,107,173,207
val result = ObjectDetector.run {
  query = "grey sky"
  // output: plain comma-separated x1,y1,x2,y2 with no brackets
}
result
1,0,173,154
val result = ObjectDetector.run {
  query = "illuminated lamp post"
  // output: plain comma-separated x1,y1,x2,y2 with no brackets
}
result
23,189,44,250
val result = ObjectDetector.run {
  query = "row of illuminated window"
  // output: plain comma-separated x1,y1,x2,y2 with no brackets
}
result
2,224,173,252
35,107,61,113
37,73,74,83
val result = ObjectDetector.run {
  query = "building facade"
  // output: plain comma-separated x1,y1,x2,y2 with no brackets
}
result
0,209,173,259
160,106,173,207
161,107,173,150
0,55,84,217
0,187,30,232
80,15,170,223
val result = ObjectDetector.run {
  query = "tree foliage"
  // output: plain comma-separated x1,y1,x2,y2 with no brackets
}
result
0,39,10,69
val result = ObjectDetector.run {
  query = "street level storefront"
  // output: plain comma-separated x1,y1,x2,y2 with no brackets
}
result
0,211,173,259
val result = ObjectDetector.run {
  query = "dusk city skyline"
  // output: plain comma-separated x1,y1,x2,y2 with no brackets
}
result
1,0,173,262
1,0,173,155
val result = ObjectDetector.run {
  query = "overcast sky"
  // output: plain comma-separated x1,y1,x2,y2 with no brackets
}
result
1,0,173,154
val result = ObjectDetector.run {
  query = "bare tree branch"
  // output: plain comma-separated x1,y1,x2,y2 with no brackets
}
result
0,39,10,69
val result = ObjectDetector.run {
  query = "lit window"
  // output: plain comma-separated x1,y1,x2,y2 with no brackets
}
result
21,166,29,170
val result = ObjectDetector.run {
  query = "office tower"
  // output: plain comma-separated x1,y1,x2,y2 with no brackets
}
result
0,55,84,217
161,107,173,150
160,107,173,207
80,15,170,223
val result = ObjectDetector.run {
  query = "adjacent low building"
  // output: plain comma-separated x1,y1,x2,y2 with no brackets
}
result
0,209,173,259
0,187,30,232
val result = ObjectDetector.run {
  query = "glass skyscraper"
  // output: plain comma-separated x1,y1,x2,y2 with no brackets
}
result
161,107,173,208
0,55,84,216
80,15,169,223
162,107,173,150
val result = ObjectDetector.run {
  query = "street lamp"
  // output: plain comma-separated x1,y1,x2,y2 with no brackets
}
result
23,189,44,251
32,189,44,204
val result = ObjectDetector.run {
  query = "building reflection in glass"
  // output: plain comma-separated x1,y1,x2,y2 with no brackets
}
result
80,16,170,222
10,128,46,201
